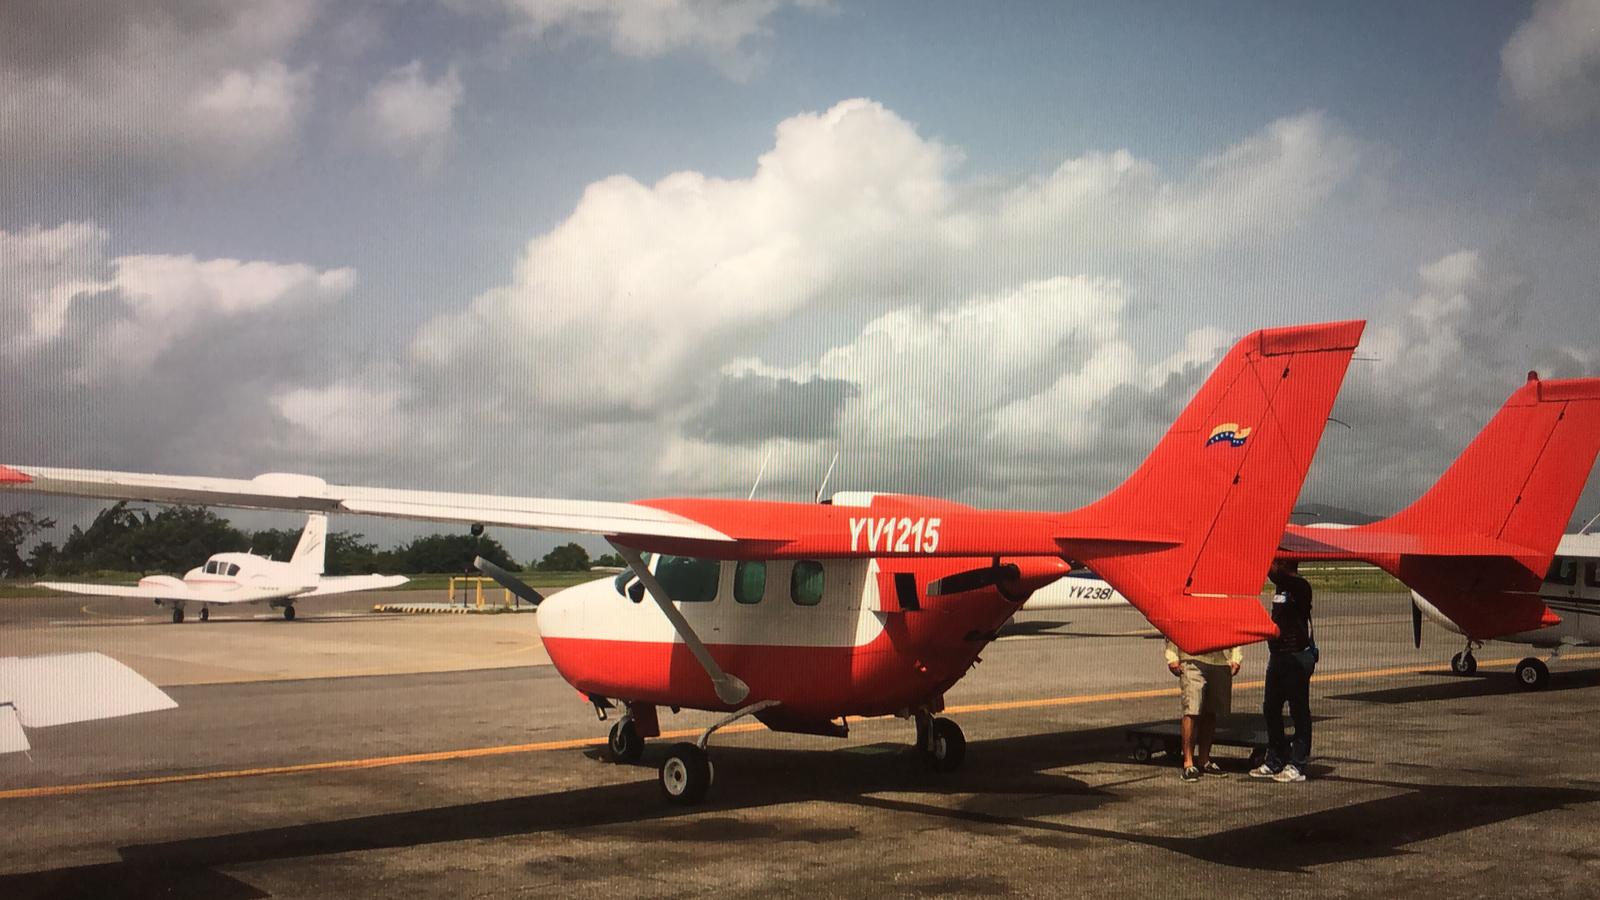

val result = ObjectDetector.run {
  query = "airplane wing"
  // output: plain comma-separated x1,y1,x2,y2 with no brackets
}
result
34,577,292,606
0,652,177,754
302,574,410,597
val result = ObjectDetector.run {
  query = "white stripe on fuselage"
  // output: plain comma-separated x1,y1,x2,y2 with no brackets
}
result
537,559,888,649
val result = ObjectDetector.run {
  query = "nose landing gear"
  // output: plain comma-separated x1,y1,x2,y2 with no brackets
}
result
915,711,966,772
1450,640,1482,675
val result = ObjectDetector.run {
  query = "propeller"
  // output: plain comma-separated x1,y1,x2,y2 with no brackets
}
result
474,556,546,607
927,560,1021,598
1412,599,1423,649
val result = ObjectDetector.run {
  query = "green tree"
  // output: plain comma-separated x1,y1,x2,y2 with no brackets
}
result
0,511,56,577
593,552,626,568
537,542,592,572
391,533,518,574
52,503,246,574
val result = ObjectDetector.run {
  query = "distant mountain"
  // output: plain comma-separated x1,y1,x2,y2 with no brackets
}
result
1290,503,1383,526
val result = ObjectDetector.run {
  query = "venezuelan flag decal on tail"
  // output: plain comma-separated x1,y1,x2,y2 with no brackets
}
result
1205,423,1252,448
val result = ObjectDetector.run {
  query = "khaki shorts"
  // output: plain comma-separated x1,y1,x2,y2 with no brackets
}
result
1178,660,1233,716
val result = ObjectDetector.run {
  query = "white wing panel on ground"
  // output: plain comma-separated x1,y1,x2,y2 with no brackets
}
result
0,653,177,737
34,579,291,606
303,574,410,597
1,465,732,543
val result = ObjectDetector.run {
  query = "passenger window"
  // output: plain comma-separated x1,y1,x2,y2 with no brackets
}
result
226,564,240,576
655,555,719,602
1547,559,1579,586
1586,562,1600,589
790,561,824,606
734,561,766,604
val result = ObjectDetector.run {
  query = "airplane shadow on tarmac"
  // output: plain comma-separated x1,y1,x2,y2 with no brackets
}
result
1328,665,1600,704
5,722,1599,899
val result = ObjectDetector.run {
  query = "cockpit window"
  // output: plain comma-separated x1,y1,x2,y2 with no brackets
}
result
204,560,218,575
613,552,654,600
655,555,719,603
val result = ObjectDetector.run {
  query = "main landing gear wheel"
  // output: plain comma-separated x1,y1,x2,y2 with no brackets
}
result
283,605,296,621
171,607,184,624
199,608,209,622
922,718,966,773
1450,651,1477,676
608,719,645,763
1516,657,1551,691
659,743,712,805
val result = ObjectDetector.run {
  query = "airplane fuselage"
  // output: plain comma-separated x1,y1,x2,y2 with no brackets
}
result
1415,533,1600,649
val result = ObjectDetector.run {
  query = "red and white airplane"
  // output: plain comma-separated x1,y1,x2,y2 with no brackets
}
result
1,320,1364,801
34,513,408,623
1277,372,1600,686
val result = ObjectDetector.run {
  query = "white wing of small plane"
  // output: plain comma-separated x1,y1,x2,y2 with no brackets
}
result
301,574,410,597
0,652,177,754
34,576,293,606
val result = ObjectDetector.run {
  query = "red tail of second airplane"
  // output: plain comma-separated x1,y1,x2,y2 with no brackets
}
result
1284,373,1600,640
1061,320,1365,653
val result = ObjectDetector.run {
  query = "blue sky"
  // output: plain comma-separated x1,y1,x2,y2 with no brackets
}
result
3,0,1598,559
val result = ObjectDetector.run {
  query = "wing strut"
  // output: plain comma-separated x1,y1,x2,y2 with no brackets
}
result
608,542,750,705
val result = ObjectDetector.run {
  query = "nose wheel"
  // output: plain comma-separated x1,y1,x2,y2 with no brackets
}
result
1450,650,1477,676
608,719,645,763
171,607,185,624
919,717,966,772
283,605,296,621
199,607,210,622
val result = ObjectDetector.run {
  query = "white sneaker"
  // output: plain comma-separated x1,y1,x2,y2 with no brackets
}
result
1272,764,1306,783
1248,763,1278,779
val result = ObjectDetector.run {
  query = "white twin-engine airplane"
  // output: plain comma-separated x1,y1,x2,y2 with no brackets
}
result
36,513,408,623
1413,523,1600,690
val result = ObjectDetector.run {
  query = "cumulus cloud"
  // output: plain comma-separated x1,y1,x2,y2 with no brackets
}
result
0,221,357,474
0,0,319,199
469,0,828,77
266,98,1372,505
1501,0,1600,129
359,62,464,169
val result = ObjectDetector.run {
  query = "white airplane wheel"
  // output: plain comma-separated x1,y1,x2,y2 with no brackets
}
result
1450,652,1476,676
608,719,644,763
659,743,711,805
923,718,966,772
283,605,296,621
1515,658,1550,691
199,608,210,622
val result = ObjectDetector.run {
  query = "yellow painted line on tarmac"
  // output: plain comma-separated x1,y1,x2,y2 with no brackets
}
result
8,651,1597,801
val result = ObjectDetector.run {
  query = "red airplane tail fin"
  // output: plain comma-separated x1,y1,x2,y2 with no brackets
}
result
1354,374,1600,639
1061,320,1364,653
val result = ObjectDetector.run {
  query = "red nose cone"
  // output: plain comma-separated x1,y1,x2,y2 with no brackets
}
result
0,465,32,484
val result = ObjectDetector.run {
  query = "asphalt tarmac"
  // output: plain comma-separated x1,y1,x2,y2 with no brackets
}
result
4,590,1599,899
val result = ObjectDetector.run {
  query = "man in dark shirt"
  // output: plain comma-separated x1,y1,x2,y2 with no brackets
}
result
1251,558,1315,782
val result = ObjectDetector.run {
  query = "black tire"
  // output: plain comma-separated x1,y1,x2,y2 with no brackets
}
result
283,605,296,621
1450,652,1477,676
199,608,209,622
172,607,184,624
923,718,966,772
608,719,644,763
659,743,711,805
1515,657,1550,691
1131,746,1152,763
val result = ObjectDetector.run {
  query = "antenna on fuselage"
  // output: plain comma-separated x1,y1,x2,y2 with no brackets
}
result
814,451,839,504
1580,510,1600,536
747,447,773,501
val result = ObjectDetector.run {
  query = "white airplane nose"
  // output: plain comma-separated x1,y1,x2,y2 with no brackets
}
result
535,576,604,639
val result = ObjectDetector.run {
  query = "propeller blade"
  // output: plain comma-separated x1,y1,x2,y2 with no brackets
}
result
473,556,545,607
1412,599,1423,649
927,563,1020,597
